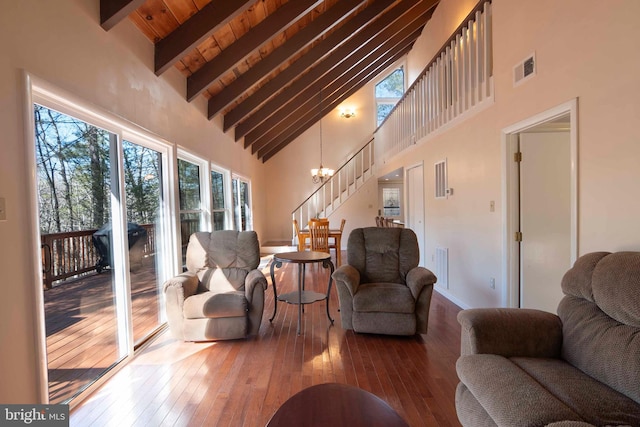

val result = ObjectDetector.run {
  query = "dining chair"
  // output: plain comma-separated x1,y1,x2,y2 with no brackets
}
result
293,219,310,251
328,219,345,266
308,219,330,253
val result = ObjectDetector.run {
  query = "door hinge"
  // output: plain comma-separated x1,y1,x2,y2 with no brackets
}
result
515,231,523,242
514,151,522,162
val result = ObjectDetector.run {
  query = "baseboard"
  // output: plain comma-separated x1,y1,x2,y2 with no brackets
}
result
434,287,470,310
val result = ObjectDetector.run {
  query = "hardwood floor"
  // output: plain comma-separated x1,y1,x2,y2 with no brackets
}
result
70,258,463,426
45,256,162,403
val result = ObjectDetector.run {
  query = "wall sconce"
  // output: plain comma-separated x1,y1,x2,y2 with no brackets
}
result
340,108,356,119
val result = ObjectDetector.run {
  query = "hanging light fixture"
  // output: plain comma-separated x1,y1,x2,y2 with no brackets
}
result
311,89,334,184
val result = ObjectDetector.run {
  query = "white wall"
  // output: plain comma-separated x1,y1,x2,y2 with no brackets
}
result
0,0,265,403
378,0,640,309
262,59,384,242
3,0,640,404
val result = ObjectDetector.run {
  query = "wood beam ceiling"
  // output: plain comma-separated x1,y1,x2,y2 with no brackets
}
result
239,0,437,150
100,0,440,162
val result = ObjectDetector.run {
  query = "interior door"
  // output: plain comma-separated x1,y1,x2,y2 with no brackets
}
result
519,130,571,313
406,164,425,266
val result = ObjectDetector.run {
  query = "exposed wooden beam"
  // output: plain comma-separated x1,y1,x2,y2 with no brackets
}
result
100,0,146,31
241,2,437,148
255,30,419,160
211,0,368,126
248,22,428,153
259,41,417,162
216,0,401,124
186,0,323,102
154,1,255,75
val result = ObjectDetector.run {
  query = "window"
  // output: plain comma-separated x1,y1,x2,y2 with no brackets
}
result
383,187,401,217
211,166,230,231
178,158,206,265
232,175,252,231
375,67,405,127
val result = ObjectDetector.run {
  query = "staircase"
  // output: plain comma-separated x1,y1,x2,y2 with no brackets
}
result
291,138,375,242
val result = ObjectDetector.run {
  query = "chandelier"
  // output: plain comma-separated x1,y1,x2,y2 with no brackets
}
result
311,90,334,184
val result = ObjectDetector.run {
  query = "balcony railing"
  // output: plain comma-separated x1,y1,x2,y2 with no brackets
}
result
41,224,156,290
375,1,494,163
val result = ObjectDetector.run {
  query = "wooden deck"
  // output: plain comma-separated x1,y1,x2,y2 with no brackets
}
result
70,256,464,426
44,256,162,403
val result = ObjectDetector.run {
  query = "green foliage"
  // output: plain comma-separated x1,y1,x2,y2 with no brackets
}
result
375,68,404,98
35,104,162,234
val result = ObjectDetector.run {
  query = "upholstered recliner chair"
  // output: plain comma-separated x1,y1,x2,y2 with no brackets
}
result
331,227,437,335
163,230,267,341
455,251,640,426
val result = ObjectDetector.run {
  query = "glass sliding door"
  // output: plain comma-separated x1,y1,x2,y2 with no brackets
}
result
34,104,123,403
122,139,168,345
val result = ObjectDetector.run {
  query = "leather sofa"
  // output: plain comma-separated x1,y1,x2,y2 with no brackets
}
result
455,251,640,426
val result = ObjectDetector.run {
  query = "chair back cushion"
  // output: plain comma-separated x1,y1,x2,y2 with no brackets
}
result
346,227,419,284
186,231,260,291
559,251,640,403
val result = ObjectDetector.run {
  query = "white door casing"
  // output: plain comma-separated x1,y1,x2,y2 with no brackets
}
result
502,99,578,308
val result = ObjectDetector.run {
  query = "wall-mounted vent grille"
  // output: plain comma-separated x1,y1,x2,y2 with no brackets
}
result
514,53,536,86
435,247,449,289
435,159,448,199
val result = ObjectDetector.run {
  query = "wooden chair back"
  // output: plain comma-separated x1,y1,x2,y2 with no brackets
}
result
308,219,330,253
293,219,309,250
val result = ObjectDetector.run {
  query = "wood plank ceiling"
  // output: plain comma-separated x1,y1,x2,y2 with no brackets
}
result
100,0,439,162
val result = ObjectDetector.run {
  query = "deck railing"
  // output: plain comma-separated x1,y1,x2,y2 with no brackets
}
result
41,224,156,290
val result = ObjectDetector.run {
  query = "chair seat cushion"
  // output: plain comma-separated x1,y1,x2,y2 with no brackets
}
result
183,291,248,319
353,283,414,314
457,354,640,426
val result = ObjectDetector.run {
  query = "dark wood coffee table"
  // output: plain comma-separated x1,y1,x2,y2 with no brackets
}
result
266,383,409,427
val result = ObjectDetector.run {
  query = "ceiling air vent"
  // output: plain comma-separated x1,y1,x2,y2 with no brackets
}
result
514,53,536,86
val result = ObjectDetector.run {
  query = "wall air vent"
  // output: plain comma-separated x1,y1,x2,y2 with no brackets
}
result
514,53,536,86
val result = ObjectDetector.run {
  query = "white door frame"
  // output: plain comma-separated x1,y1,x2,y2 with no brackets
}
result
405,162,426,267
501,99,578,308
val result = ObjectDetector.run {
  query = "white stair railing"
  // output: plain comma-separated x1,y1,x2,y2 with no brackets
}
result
292,138,375,243
375,1,494,163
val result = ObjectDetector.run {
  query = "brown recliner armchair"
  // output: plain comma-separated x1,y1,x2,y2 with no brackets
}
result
163,230,267,341
331,227,437,336
455,251,640,426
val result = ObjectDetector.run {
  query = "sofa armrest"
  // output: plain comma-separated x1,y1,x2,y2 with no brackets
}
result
458,308,563,358
245,269,268,305
163,272,199,340
331,265,361,296
163,271,199,301
406,267,437,300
